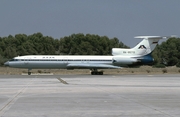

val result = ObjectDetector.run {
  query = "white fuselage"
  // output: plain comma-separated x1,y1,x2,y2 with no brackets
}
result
5,55,139,69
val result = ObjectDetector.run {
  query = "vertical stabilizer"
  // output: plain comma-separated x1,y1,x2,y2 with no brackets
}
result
132,36,166,56
112,36,167,56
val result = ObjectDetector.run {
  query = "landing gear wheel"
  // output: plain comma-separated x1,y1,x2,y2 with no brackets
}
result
100,72,103,75
28,72,31,75
91,70,103,75
91,72,95,75
28,69,32,75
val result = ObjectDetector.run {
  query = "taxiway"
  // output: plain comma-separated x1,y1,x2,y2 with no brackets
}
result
0,74,180,117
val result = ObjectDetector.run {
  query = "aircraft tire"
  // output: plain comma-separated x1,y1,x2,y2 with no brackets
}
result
91,71,103,75
91,72,95,75
28,72,31,75
99,72,103,75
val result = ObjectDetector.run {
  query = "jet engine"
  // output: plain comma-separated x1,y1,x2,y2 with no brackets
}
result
112,56,139,65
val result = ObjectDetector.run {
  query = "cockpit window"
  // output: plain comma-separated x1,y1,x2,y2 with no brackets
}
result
9,59,15,61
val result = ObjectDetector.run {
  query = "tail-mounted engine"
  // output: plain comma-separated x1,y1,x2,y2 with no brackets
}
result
112,56,139,65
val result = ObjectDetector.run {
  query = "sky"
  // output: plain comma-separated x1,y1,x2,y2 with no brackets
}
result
0,0,180,47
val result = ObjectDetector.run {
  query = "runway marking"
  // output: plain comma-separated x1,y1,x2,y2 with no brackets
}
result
57,78,68,84
0,78,34,117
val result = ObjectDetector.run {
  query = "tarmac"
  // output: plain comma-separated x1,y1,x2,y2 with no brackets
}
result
0,74,180,117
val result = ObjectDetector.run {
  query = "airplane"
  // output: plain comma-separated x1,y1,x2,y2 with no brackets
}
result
4,36,167,75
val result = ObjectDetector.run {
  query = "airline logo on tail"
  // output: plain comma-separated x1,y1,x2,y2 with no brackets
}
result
138,45,146,49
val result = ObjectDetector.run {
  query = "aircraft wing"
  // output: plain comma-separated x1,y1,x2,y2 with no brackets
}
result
67,63,121,69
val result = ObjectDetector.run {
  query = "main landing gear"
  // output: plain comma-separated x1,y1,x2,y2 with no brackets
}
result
91,69,103,75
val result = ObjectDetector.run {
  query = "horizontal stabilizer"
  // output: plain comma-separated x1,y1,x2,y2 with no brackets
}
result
134,36,167,39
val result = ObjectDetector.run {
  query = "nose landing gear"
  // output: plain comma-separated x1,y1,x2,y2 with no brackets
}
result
28,69,32,75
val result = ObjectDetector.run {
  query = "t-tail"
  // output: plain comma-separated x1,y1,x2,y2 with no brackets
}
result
112,36,168,57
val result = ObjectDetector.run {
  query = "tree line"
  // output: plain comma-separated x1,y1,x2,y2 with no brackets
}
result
0,32,179,67
152,37,180,67
0,33,128,65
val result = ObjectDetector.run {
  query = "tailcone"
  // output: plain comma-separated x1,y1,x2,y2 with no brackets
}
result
138,54,154,64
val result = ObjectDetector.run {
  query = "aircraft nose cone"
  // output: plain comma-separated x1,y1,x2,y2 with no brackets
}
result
4,61,9,66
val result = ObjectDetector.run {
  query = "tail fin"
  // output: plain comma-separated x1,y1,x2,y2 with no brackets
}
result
133,36,166,56
112,36,167,56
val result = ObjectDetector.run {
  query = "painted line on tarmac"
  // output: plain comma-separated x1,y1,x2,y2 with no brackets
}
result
0,78,34,116
57,78,68,84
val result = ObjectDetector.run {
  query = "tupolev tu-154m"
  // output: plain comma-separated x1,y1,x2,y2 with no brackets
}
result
4,36,168,75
